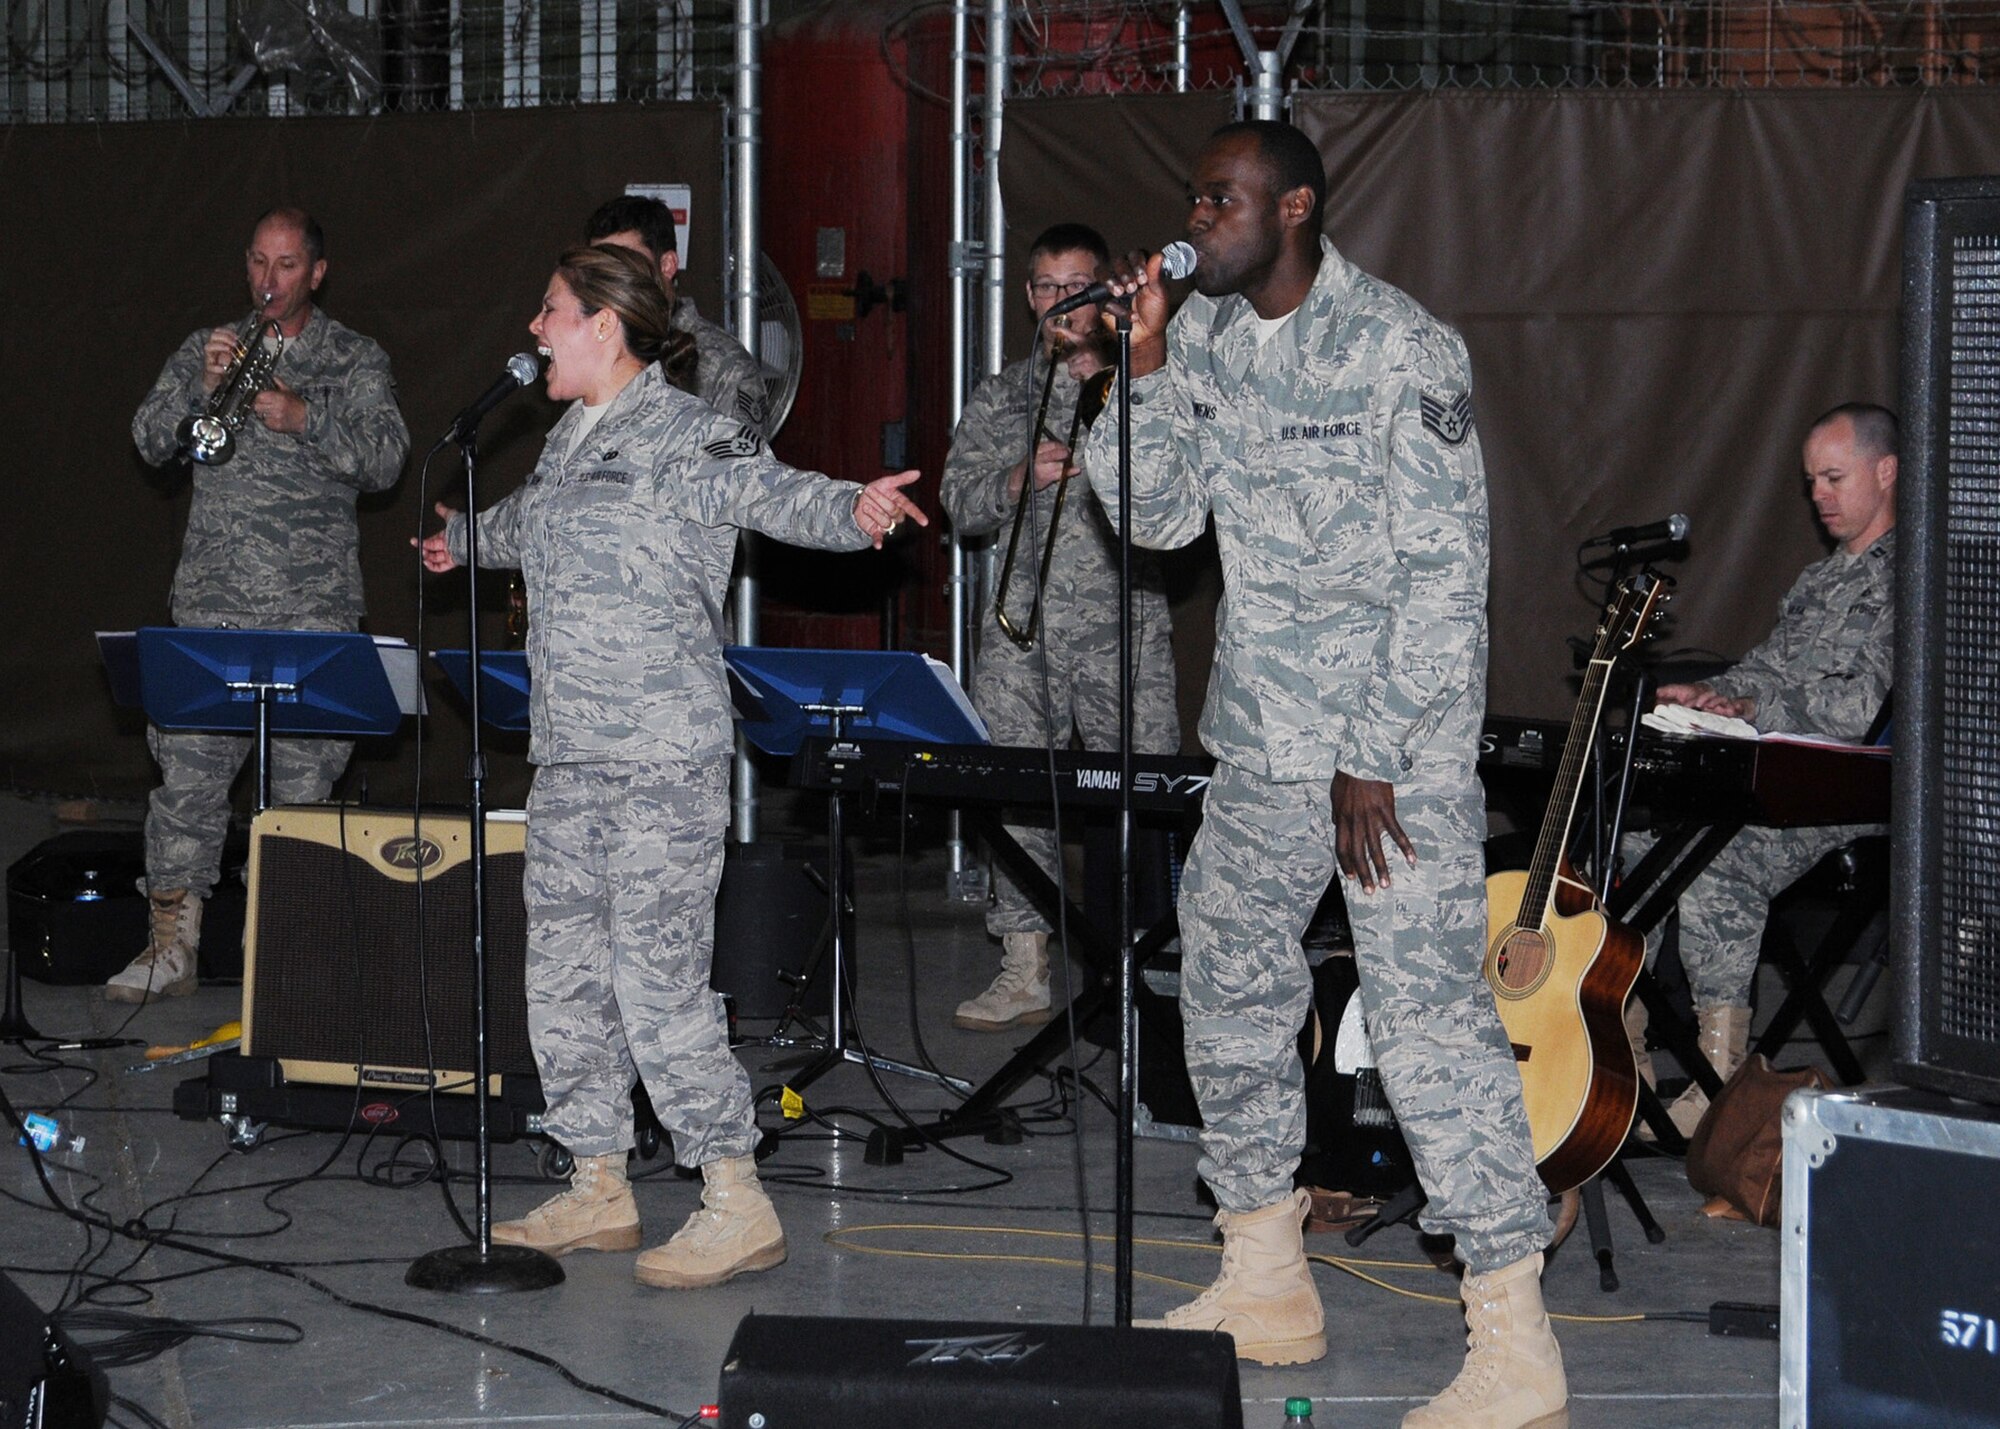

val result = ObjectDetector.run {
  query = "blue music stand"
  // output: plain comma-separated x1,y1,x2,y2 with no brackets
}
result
132,627,410,810
723,647,981,1098
433,649,531,732
724,646,988,756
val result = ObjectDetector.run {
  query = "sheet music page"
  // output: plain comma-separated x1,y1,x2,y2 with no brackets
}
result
1641,704,1886,753
924,655,991,743
374,643,427,717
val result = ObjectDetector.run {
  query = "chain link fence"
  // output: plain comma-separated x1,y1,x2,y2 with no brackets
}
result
1,0,737,121
6,0,1998,124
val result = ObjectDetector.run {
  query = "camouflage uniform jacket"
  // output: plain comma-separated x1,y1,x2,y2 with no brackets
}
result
132,308,410,627
1086,236,1487,785
674,297,770,435
940,355,1173,657
1711,527,1895,740
446,362,866,768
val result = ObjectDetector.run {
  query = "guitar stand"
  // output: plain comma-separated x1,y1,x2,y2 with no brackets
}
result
1342,1155,1664,1294
1575,1155,1667,1291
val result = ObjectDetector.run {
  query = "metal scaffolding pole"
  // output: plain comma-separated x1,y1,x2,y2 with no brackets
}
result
729,0,762,844
981,0,1008,371
945,0,981,899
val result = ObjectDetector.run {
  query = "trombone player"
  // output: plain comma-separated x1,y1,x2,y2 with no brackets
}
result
114,207,410,1003
940,222,1180,1031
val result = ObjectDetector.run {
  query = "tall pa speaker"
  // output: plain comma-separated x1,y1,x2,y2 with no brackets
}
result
1896,176,2000,1103
0,1271,106,1429
242,806,535,1092
715,1314,1242,1429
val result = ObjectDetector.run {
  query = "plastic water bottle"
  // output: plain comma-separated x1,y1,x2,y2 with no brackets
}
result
1282,1398,1314,1426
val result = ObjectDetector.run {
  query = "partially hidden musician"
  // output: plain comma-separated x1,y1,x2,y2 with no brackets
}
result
937,222,1180,1034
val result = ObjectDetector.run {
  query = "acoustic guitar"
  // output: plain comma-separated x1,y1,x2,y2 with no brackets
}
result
1484,571,1669,1194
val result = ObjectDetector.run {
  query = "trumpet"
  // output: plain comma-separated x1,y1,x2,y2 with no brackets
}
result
175,297,285,465
993,344,1116,650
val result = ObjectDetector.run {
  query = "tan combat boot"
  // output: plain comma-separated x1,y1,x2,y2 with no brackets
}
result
105,890,202,1003
1403,1252,1568,1428
634,1154,786,1289
491,1153,642,1255
952,931,1053,1031
1666,1003,1752,1137
1139,1187,1326,1366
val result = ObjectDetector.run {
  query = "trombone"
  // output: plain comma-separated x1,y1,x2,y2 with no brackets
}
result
993,344,1116,650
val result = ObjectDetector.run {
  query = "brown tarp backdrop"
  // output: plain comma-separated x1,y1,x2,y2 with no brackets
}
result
0,105,724,802
8,91,2000,801
1003,88,2000,727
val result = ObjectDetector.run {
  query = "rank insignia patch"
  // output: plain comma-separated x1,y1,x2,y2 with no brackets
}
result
701,424,765,461
1420,390,1474,446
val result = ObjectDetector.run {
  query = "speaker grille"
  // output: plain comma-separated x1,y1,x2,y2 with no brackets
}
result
1939,236,2000,1052
247,815,535,1085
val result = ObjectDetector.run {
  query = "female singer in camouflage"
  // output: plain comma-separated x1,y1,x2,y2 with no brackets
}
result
417,244,924,1289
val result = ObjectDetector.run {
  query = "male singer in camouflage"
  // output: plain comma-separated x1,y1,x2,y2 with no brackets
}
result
939,222,1179,1031
116,207,409,1003
1089,123,1563,1428
1644,402,1896,1134
586,193,770,434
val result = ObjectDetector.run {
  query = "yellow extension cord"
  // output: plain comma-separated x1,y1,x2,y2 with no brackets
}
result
821,1222,1650,1324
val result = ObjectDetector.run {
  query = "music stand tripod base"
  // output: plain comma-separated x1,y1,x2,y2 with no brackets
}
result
405,1243,565,1293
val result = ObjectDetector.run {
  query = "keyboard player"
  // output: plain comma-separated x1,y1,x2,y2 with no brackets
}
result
1641,402,1897,1134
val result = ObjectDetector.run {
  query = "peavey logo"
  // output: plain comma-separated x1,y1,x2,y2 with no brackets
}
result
905,1333,1044,1368
380,835,444,871
359,1102,400,1126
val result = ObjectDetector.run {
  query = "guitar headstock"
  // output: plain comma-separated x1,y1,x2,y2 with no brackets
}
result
1592,570,1675,663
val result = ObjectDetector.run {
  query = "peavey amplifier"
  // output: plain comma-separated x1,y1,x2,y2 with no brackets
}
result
242,806,535,1094
1781,1086,2000,1426
715,1314,1242,1428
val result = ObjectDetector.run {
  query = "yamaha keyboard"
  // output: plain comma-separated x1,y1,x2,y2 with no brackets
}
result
1480,716,1888,829
791,736,1214,814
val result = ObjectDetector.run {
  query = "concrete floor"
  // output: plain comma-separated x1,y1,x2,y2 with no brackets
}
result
0,788,1844,1428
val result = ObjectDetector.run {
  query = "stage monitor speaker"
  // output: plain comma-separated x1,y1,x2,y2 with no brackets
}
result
0,1271,107,1429
715,1314,1243,1428
1896,176,2000,1104
242,806,535,1094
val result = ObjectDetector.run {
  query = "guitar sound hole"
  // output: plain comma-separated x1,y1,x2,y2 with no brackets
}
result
1495,931,1548,993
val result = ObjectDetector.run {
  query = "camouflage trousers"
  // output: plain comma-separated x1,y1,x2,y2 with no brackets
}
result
1179,760,1550,1273
1639,821,1881,1009
972,606,1179,936
523,758,755,1166
142,725,352,898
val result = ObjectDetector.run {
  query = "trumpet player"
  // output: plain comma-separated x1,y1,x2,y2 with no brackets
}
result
939,223,1180,1032
116,207,410,1004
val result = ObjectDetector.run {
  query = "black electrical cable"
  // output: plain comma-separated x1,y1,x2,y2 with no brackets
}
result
0,1081,686,1421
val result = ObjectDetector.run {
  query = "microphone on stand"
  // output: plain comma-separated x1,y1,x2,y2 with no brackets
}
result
446,352,542,444
1043,242,1199,319
1585,513,1691,547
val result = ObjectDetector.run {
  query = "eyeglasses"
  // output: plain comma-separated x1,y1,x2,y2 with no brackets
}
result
1030,279,1093,300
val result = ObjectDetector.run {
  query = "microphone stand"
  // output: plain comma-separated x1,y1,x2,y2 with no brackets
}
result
407,424,563,1295
1113,309,1138,1326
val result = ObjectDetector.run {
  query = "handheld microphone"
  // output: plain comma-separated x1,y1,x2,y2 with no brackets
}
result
1043,242,1199,319
1588,513,1691,547
447,352,542,443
